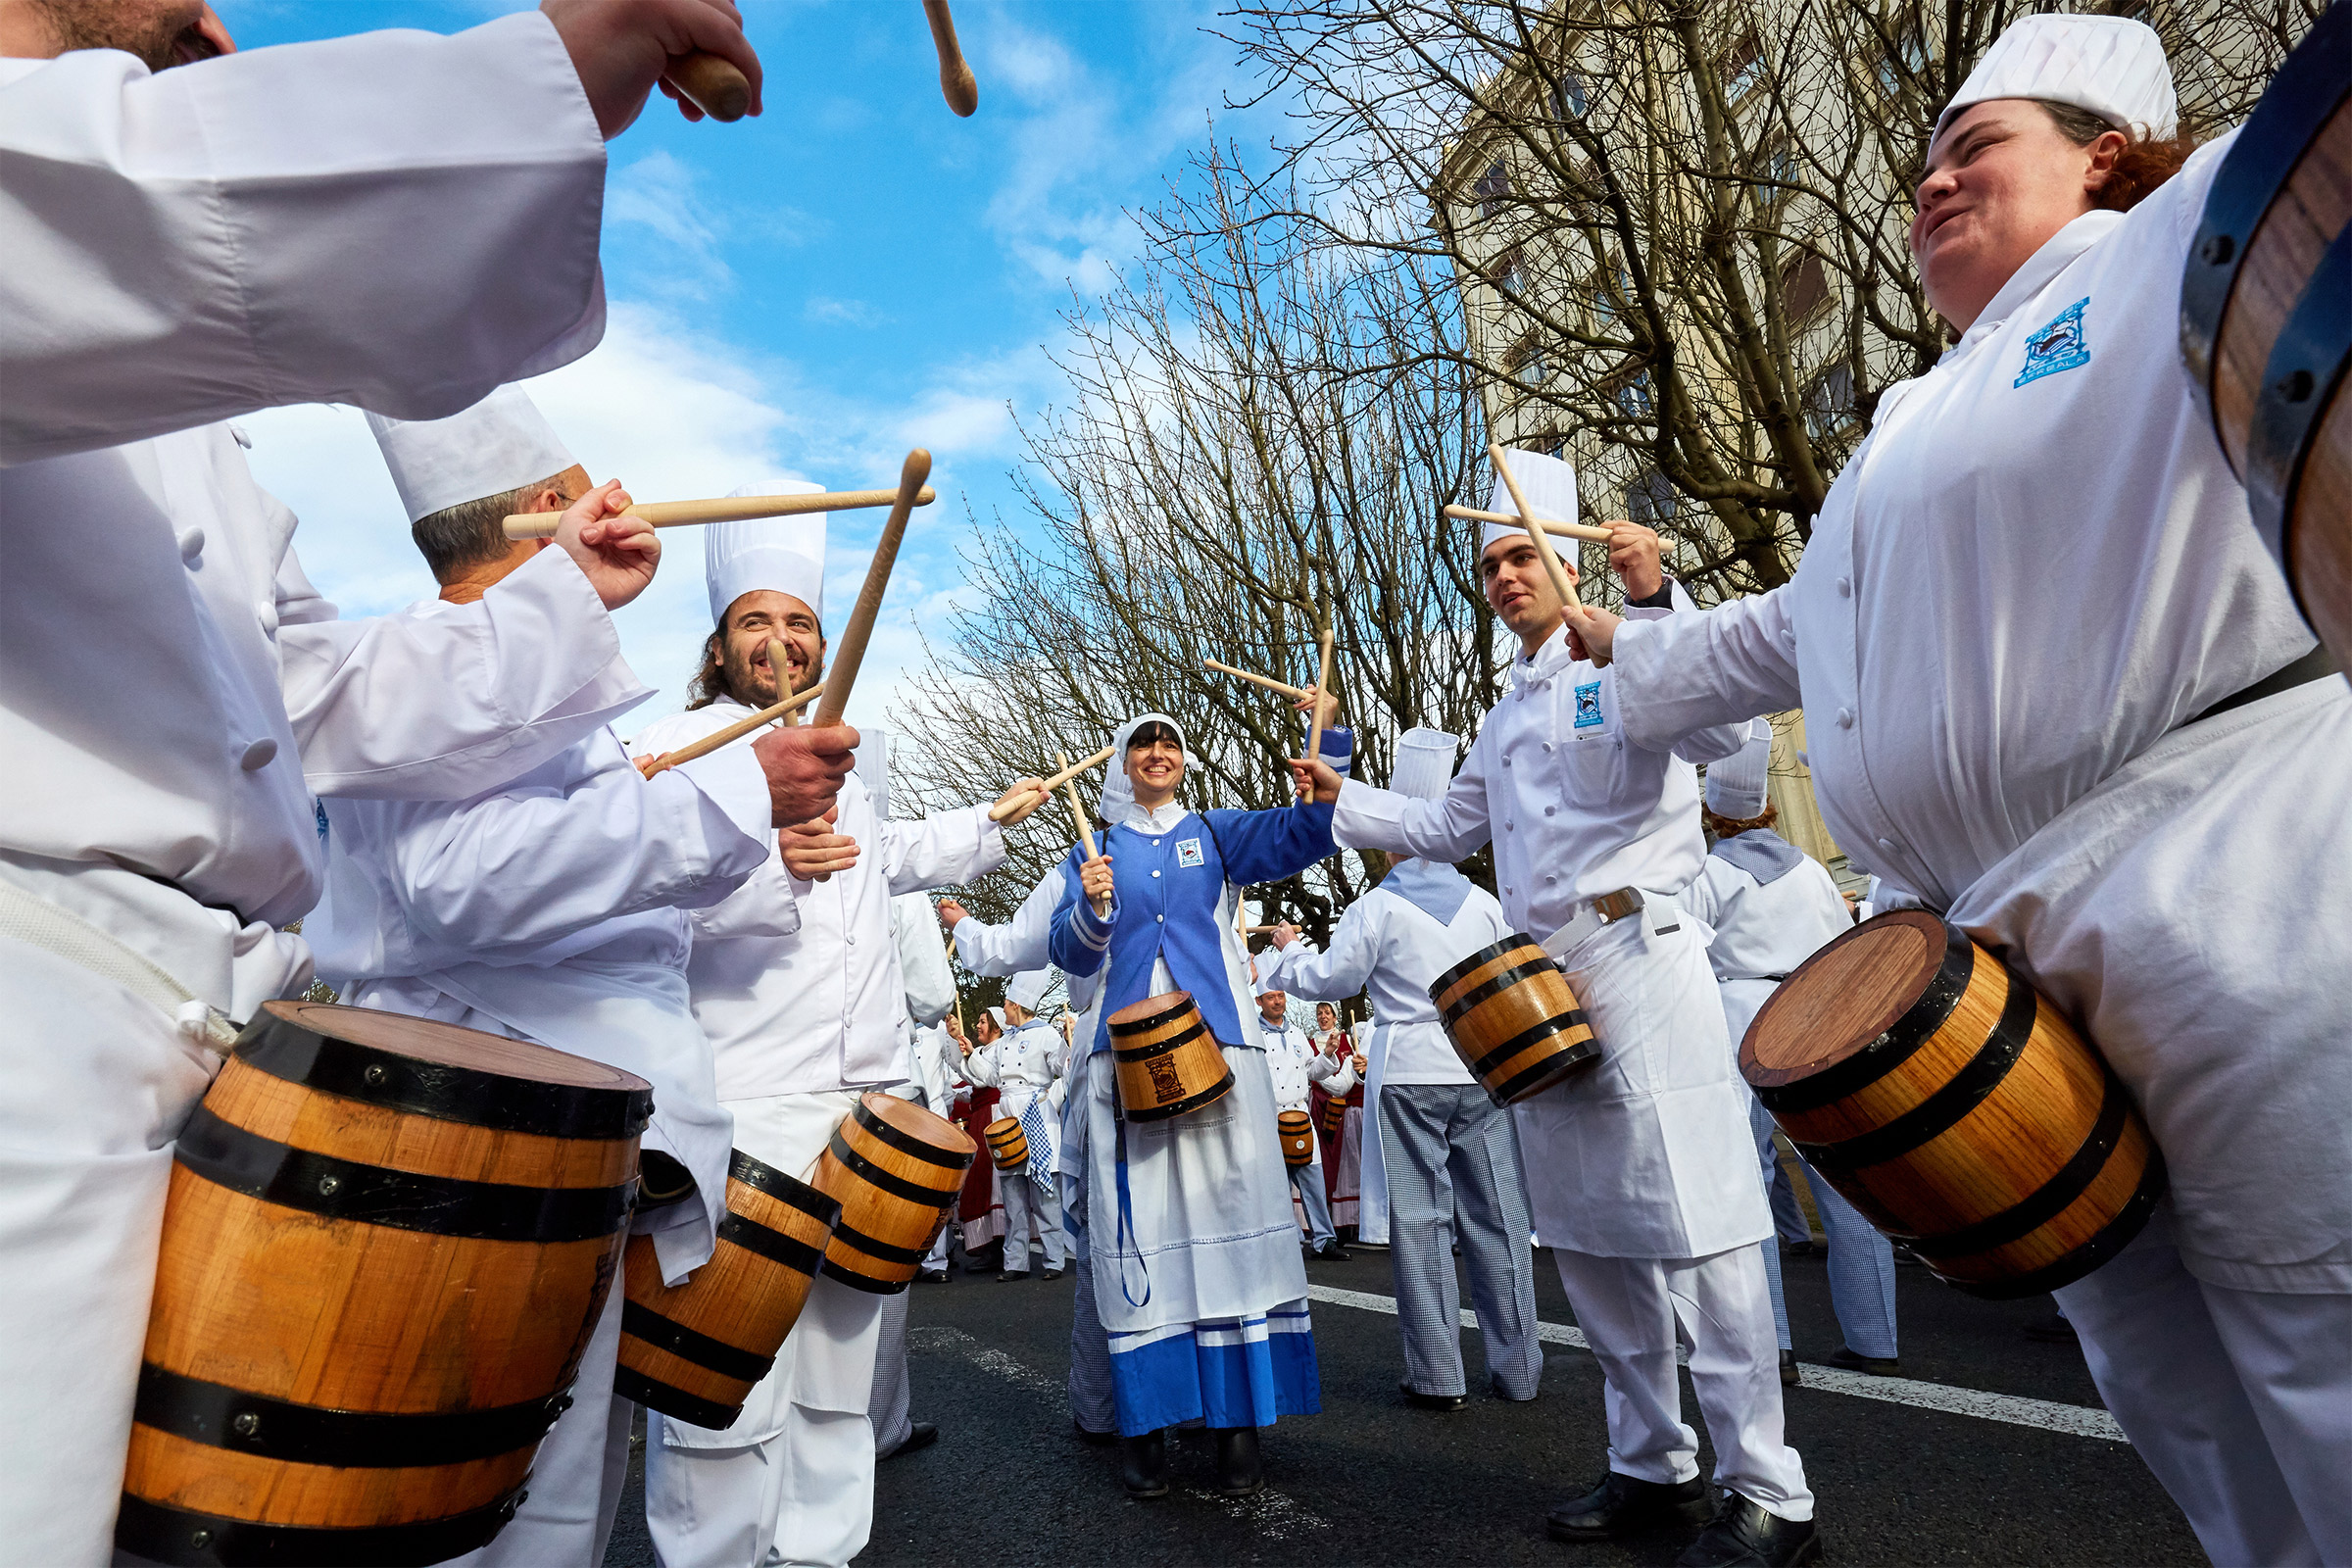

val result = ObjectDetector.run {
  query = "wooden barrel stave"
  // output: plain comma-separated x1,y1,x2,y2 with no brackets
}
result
1429,937,1601,1105
812,1095,975,1295
1108,993,1235,1122
984,1116,1029,1171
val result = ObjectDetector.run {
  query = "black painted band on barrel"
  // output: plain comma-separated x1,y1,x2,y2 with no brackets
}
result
2245,222,2352,567
1794,967,2038,1176
828,1131,955,1208
849,1103,974,1172
233,1010,652,1141
1939,1152,2169,1302
1120,1070,1235,1122
1754,920,1976,1116
620,1300,774,1383
1438,956,1566,1020
716,1210,829,1276
1489,1037,1601,1104
1467,1010,1592,1079
820,1256,913,1295
1108,1001,1194,1036
829,1215,931,1266
1428,934,1534,999
1113,1020,1208,1061
727,1150,845,1227
612,1365,742,1431
173,1106,634,1244
1909,1066,2134,1260
2179,2,2351,398
132,1363,565,1469
115,1485,527,1568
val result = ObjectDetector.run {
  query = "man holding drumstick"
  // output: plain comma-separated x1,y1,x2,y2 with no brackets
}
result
1294,457,1818,1567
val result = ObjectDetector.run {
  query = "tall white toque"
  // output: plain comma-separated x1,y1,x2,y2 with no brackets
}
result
1391,727,1460,801
1006,968,1054,1013
1935,14,2178,143
1480,447,1581,558
366,384,575,523
706,479,826,625
1704,718,1775,818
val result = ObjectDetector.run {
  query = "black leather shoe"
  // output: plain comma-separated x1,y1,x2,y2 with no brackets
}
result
878,1421,937,1462
1400,1381,1466,1411
916,1268,950,1285
1675,1494,1822,1566
1826,1345,1897,1376
1072,1421,1117,1447
1779,1349,1799,1387
1042,1267,1064,1281
1545,1472,1712,1542
1120,1430,1170,1499
1312,1239,1351,1262
996,1270,1028,1283
1211,1426,1263,1496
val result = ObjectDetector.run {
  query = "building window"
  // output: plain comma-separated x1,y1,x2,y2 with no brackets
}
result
1613,370,1654,417
1473,159,1511,220
1628,468,1677,525
1781,255,1829,323
1488,246,1525,293
1549,71,1590,120
1507,331,1549,386
1721,34,1764,107
1803,363,1855,441
1876,30,1928,97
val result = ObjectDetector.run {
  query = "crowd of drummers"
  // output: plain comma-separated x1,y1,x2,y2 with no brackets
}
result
3,3,2348,1568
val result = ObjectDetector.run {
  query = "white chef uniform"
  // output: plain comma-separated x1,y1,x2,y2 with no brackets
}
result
1607,21,2350,1557
1,21,620,1563
963,972,1070,1275
630,503,1007,1568
872,888,960,1454
1331,456,1809,1519
1257,1010,1338,1247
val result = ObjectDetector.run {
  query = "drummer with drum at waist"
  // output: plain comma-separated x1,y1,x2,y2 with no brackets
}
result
1293,459,1819,1568
1255,986,1348,1261
958,968,1070,1281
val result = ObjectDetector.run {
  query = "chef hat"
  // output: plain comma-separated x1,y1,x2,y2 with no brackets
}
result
1006,968,1053,1012
1392,727,1459,801
1935,14,2177,144
1480,448,1580,558
706,479,827,626
857,728,891,820
366,384,575,523
1704,718,1774,818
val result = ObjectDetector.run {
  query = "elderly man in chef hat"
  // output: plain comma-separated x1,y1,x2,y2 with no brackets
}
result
960,966,1071,1280
305,386,857,1568
1564,15,2350,1563
629,498,1041,1568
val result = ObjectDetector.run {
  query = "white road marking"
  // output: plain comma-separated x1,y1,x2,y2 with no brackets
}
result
1304,1283,2127,1444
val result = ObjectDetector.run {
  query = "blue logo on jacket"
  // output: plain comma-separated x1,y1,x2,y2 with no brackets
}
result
2014,298,2090,387
1574,680,1603,729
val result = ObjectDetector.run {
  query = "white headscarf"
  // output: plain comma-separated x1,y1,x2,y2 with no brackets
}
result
1100,712,1193,827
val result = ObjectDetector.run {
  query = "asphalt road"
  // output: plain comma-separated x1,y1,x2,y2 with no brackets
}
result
603,1240,2202,1566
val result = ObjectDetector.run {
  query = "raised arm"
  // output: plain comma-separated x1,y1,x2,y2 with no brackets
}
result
950,872,1059,976
1259,901,1380,1002
1607,588,1802,754
1330,738,1494,864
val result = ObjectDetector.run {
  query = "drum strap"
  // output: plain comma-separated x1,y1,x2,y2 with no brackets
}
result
2183,643,2340,729
0,876,240,1054
1112,1108,1152,1309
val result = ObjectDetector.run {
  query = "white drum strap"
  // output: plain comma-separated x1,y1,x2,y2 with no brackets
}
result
0,876,240,1054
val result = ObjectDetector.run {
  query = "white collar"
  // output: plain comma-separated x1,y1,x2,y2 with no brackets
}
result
1513,622,1584,684
1118,800,1189,833
1946,210,2122,360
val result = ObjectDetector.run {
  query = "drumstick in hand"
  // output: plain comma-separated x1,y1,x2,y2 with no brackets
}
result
636,681,827,778
769,640,800,727
1059,751,1110,919
810,450,928,731
987,744,1115,822
923,0,979,116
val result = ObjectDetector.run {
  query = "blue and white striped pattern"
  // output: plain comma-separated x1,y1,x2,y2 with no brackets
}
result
1104,1299,1321,1436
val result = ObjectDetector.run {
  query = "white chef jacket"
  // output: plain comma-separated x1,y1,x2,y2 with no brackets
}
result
630,703,1005,1100
952,871,1105,1014
962,1019,1065,1123
1683,833,1854,1051
1610,132,2352,1292
1260,1020,1321,1111
1258,876,1513,1085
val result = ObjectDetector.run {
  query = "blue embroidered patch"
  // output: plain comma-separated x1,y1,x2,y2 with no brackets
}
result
1176,838,1204,868
314,800,330,843
2014,298,2091,387
1573,680,1604,730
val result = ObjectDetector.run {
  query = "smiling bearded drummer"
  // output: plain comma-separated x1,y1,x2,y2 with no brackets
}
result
1562,16,2350,1563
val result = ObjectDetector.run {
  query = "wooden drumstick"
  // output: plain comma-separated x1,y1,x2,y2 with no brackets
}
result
1202,658,1308,700
768,640,800,727
636,680,827,778
503,484,935,541
922,0,979,117
1058,752,1110,918
1488,443,1581,609
810,450,929,731
665,53,753,122
1443,503,1614,543
986,743,1114,822
1305,622,1335,764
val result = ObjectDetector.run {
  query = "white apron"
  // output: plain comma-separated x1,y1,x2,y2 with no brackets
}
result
1357,1021,1394,1247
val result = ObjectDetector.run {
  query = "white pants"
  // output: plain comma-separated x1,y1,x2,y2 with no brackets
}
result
2056,1209,2351,1567
647,1091,883,1568
0,938,218,1567
1553,1245,1813,1522
999,1170,1066,1272
448,1279,632,1568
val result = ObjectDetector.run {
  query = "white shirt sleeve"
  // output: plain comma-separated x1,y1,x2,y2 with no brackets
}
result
1611,588,1803,754
1331,742,1495,862
878,806,1006,898
893,891,959,1027
1260,901,1381,1002
952,870,1062,976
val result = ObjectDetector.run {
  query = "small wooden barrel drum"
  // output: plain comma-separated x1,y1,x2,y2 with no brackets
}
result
1314,1092,1348,1137
1429,935,1602,1105
983,1116,1029,1171
1277,1108,1315,1168
612,1150,841,1431
2181,3,2352,665
1741,910,2166,1299
810,1094,976,1295
119,1001,649,1568
1107,991,1234,1121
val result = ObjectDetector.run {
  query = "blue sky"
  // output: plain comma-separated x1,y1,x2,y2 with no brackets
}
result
219,0,1287,735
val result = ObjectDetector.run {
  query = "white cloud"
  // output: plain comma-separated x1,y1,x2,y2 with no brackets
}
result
804,296,885,327
606,150,733,299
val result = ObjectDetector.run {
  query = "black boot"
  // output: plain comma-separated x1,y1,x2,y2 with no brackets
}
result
1676,1494,1823,1566
1545,1472,1713,1542
1211,1426,1263,1496
1119,1430,1169,1499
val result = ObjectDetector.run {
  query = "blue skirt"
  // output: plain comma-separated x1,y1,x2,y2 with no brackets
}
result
1106,1301,1322,1435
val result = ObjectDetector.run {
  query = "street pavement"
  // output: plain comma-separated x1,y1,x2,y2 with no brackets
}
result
603,1237,2200,1566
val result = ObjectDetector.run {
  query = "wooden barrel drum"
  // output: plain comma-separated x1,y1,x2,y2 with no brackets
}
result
1277,1108,1315,1168
983,1116,1029,1171
810,1094,976,1294
612,1150,841,1430
1429,935,1601,1104
1107,991,1234,1121
118,1001,649,1567
1314,1092,1348,1138
1740,910,2166,1299
2181,2,2352,666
